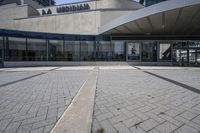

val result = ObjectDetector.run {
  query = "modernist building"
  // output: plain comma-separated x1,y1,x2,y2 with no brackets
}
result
0,0,200,67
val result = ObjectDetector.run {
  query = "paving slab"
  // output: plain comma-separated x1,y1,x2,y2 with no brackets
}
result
0,67,90,133
51,68,98,133
92,67,200,133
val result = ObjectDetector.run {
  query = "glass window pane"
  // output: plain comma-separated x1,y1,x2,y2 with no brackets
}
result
80,41,95,61
142,42,157,62
172,49,180,63
197,50,200,64
189,41,200,48
111,41,125,61
48,40,64,61
0,37,3,59
189,49,196,64
159,43,171,60
6,37,26,61
127,42,140,60
27,38,47,61
173,42,188,48
96,41,111,61
64,41,80,61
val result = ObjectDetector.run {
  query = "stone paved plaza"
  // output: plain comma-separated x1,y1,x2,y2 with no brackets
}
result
0,66,200,133
92,67,200,133
0,67,91,133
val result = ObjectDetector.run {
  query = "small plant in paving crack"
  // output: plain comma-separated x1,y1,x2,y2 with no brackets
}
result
96,128,105,133
160,112,165,115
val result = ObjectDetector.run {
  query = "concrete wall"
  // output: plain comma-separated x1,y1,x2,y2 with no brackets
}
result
0,0,143,35
14,10,100,35
0,4,39,29
37,0,143,15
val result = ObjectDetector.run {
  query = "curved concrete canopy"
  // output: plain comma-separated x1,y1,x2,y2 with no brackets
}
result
99,0,200,35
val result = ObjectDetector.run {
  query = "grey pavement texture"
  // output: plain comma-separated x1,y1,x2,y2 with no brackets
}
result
0,68,90,133
92,68,200,133
1,66,200,133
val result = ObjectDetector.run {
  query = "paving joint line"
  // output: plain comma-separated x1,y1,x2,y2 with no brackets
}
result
0,67,61,88
133,66,200,94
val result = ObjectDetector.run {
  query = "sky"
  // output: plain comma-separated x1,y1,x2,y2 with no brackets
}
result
55,0,139,5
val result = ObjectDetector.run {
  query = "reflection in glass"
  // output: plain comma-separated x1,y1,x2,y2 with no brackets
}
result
127,42,140,60
159,43,171,60
197,50,200,64
180,50,188,62
6,37,26,61
96,41,111,61
172,49,180,62
64,41,80,61
111,41,125,61
189,49,196,64
27,38,47,61
0,37,3,59
80,41,95,61
173,42,188,48
189,41,200,48
48,40,64,61
142,42,157,61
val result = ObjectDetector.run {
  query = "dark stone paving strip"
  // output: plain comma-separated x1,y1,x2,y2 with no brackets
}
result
0,72,46,88
134,66,200,94
0,67,60,88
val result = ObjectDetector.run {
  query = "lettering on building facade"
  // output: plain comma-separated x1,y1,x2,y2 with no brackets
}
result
56,3,90,13
42,3,90,15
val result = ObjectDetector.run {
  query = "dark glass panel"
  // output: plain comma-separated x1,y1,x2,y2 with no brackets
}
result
6,37,26,61
142,42,157,62
27,38,47,61
96,41,111,61
48,40,64,61
159,43,171,60
64,41,80,61
173,41,188,48
111,41,125,61
0,37,3,59
80,41,95,61
189,41,200,48
127,42,140,61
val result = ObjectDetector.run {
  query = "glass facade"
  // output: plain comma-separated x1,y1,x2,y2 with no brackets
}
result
96,41,111,61
172,41,200,65
0,29,200,66
48,40,64,61
0,36,3,59
197,50,200,64
111,41,125,61
27,39,47,61
80,41,95,61
64,41,80,61
5,37,26,61
142,42,157,62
